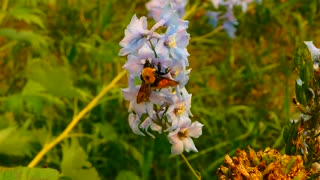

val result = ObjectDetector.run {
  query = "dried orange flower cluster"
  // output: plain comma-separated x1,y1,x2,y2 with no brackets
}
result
217,147,316,180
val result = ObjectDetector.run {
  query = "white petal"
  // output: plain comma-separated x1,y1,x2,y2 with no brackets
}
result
168,128,180,143
128,113,144,136
211,0,221,8
188,121,204,138
150,122,162,134
122,55,143,76
178,117,191,129
304,41,320,62
146,104,154,118
171,139,184,155
183,137,198,153
140,118,155,138
296,78,304,86
132,101,147,117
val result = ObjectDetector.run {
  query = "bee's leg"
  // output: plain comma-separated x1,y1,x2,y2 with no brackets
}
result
157,62,172,75
164,67,171,74
157,62,162,72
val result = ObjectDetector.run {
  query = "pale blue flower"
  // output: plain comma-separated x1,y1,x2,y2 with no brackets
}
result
155,22,190,66
146,0,187,22
121,0,203,155
207,11,220,27
223,21,237,38
207,0,260,38
122,85,164,117
165,87,192,131
119,15,150,56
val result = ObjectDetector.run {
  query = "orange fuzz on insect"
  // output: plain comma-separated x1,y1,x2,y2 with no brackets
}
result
136,59,178,104
141,67,156,84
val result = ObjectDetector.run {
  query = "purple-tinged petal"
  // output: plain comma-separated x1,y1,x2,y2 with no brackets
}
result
223,21,237,38
119,15,150,56
123,55,144,76
122,86,138,102
207,11,220,27
179,117,191,128
146,0,168,22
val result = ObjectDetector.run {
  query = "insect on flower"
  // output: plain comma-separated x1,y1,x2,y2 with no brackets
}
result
137,59,178,104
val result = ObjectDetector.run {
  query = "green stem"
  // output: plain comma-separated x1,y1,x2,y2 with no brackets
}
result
0,0,9,25
149,39,158,58
183,0,200,20
27,70,127,167
181,153,201,180
191,26,224,43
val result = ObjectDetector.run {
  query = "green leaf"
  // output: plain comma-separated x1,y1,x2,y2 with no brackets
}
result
26,59,82,98
0,127,33,156
22,80,46,95
8,7,45,29
22,80,66,109
300,59,313,86
0,28,49,49
0,167,59,180
5,95,24,115
295,82,307,106
115,171,140,180
95,122,118,142
284,122,300,155
5,94,44,115
61,139,100,180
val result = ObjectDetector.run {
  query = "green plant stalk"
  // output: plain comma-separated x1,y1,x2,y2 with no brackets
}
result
0,0,8,25
183,0,200,20
27,70,127,168
181,153,201,180
191,26,224,43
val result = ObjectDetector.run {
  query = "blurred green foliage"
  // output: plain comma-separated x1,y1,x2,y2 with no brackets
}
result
0,0,319,179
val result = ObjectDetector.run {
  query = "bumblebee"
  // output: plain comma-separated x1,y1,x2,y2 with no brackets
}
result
136,59,178,104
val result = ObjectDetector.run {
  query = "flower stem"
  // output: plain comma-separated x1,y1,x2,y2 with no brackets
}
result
27,70,127,168
181,153,201,180
0,0,9,25
190,26,224,43
183,0,200,20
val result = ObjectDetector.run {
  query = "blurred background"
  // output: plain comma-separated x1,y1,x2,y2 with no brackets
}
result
0,0,319,179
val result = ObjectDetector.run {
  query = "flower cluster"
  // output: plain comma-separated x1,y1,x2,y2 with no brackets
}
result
207,0,261,38
119,1,203,155
285,41,320,168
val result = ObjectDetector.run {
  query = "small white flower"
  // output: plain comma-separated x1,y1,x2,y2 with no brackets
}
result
300,113,312,121
168,119,203,155
304,41,320,70
296,78,304,86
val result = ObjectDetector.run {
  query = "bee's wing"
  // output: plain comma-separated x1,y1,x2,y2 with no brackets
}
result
151,77,178,89
136,83,151,104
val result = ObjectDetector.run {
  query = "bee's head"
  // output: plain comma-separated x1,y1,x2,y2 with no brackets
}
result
144,58,154,68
